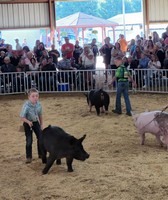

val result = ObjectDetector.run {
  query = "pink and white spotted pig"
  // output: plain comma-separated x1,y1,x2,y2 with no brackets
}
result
132,111,168,148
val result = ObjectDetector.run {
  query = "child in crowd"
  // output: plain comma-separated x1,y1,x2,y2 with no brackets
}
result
20,88,43,163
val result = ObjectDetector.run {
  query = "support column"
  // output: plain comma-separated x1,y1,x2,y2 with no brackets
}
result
102,27,106,44
112,27,116,43
143,0,149,38
82,28,85,46
74,28,78,41
49,0,55,45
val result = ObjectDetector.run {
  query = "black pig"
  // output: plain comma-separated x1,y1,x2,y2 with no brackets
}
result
40,125,89,174
86,89,110,115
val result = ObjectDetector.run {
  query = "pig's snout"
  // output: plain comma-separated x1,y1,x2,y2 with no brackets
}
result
86,153,90,159
82,153,90,161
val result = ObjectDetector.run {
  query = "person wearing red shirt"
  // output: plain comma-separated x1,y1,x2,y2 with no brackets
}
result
61,37,75,59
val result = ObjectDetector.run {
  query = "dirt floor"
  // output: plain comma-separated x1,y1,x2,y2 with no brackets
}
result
1,92,168,200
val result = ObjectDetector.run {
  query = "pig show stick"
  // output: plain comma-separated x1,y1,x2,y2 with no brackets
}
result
138,106,168,131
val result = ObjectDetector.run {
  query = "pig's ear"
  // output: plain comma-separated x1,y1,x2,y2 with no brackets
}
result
79,134,86,143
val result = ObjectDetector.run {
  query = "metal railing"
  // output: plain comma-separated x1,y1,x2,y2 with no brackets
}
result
0,69,168,95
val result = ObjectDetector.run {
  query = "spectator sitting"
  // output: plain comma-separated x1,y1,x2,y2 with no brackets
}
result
139,52,151,69
123,56,129,68
39,57,55,73
127,56,139,70
10,50,21,67
57,53,75,70
138,52,151,88
24,51,34,67
57,53,77,86
148,54,161,71
155,42,165,68
22,46,30,54
142,54,161,88
144,39,155,58
136,39,144,51
39,57,57,91
15,57,30,91
39,49,49,64
29,57,39,71
28,57,40,89
1,56,17,90
5,44,13,57
1,56,16,73
22,46,30,60
132,46,142,60
47,56,57,71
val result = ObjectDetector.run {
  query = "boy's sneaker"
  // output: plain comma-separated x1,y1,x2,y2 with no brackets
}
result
112,109,122,114
126,112,132,116
25,158,32,164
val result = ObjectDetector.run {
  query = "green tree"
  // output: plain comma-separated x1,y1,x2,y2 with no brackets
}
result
55,0,142,20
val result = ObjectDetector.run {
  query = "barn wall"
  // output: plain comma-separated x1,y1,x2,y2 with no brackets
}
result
0,3,50,29
148,0,168,23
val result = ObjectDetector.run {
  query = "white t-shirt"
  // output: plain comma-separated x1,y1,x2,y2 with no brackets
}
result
80,50,94,67
29,63,39,71
148,60,161,70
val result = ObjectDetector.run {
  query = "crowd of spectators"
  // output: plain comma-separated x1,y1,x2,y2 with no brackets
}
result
1,27,168,92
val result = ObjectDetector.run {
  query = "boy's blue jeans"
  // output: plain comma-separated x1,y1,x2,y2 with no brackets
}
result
23,121,42,159
115,81,132,113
